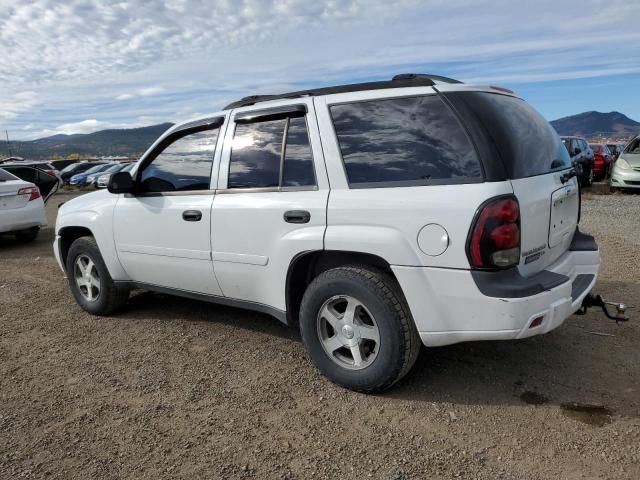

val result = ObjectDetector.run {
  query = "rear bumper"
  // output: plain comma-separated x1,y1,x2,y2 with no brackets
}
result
611,166,640,188
0,199,47,234
393,232,600,347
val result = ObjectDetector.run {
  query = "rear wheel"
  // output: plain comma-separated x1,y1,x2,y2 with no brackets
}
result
583,166,594,187
299,266,421,393
66,236,129,315
14,227,39,243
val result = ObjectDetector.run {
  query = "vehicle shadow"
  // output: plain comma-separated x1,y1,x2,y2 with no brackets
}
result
387,278,639,418
124,290,298,341
118,278,639,418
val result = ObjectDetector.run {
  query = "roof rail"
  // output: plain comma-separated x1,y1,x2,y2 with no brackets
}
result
224,73,462,110
392,73,463,84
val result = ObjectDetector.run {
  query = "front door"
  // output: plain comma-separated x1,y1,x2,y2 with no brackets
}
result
211,100,329,311
113,120,225,295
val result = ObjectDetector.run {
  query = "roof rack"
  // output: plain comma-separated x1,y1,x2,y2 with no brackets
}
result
224,73,463,110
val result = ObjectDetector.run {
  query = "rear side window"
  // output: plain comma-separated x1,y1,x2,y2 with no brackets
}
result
443,92,571,178
228,115,316,189
330,95,481,187
0,168,17,181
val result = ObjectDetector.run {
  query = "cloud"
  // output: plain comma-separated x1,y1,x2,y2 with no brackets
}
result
2,0,640,139
116,86,164,101
0,91,39,120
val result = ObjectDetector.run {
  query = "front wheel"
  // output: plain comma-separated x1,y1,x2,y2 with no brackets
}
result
299,266,421,393
66,236,129,315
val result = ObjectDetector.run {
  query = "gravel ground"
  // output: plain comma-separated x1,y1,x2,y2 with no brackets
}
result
1,191,639,479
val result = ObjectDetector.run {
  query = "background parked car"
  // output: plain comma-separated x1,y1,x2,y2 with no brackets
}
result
0,162,61,202
606,143,625,161
60,162,106,184
588,143,613,180
0,167,48,242
49,159,79,171
561,136,594,186
96,163,134,188
86,162,127,188
610,136,640,192
69,163,116,187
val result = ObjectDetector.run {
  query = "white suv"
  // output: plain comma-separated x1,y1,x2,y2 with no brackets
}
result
54,74,601,392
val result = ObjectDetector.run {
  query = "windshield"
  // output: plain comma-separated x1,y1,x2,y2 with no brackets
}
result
0,168,18,182
102,164,124,174
84,164,111,175
624,138,640,154
61,162,83,173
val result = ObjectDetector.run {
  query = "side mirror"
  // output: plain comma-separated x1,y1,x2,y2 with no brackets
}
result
108,171,135,194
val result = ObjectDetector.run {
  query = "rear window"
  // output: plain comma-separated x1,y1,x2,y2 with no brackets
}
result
330,95,482,187
0,168,17,181
443,92,571,178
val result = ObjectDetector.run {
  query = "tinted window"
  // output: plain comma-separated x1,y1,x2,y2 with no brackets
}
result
625,138,640,154
140,128,219,192
442,92,571,178
0,168,17,181
282,117,315,187
4,166,35,182
229,119,284,188
330,95,481,187
228,115,316,189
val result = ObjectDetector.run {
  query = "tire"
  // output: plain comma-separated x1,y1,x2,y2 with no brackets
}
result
14,227,39,243
299,265,421,393
66,236,129,315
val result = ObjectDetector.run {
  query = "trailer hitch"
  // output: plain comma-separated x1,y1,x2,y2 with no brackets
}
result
577,293,629,323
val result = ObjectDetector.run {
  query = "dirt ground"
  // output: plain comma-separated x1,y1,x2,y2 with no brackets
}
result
1,191,639,479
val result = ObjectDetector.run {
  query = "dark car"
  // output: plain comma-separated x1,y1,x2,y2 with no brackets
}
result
588,144,613,180
606,143,625,161
49,159,79,171
561,136,594,186
60,162,106,183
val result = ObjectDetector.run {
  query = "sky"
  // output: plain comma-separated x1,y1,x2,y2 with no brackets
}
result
1,0,640,141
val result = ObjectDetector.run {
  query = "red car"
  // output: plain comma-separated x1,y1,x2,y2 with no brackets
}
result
588,144,613,180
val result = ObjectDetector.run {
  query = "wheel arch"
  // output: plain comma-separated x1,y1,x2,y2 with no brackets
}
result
58,225,95,272
285,250,399,326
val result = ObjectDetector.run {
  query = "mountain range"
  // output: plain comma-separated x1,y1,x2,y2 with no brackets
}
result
550,111,639,137
2,111,639,160
2,123,173,159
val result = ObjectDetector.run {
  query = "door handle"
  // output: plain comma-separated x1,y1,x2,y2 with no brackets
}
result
182,210,202,222
283,210,311,224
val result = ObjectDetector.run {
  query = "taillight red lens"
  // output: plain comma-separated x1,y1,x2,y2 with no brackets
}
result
45,170,56,177
17,186,41,201
467,196,520,269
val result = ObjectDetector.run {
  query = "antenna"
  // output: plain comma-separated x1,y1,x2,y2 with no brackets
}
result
5,130,12,157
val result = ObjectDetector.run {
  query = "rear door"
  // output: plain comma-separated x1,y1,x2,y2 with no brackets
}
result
441,90,578,276
211,99,329,310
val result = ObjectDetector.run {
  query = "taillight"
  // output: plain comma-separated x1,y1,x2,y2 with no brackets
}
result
45,170,56,177
17,186,41,201
467,195,520,269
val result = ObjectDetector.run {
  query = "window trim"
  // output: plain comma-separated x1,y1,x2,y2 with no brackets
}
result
133,116,224,194
225,112,318,192
328,94,484,189
234,104,307,124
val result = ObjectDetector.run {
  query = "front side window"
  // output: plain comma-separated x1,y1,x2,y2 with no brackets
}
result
140,127,219,192
228,114,316,189
330,95,482,187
